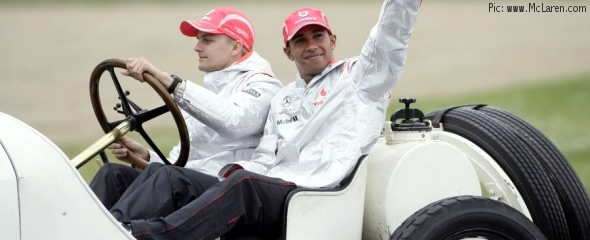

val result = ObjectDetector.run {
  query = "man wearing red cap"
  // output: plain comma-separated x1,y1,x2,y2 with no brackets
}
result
89,7,282,211
108,0,421,239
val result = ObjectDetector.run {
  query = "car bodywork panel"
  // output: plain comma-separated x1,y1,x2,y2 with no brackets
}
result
0,112,133,240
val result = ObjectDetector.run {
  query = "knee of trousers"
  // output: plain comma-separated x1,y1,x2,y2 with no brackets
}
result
95,163,131,178
225,170,257,185
150,165,189,185
143,162,165,175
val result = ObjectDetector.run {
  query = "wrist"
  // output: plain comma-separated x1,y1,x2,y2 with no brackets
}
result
168,74,183,94
141,148,150,161
155,71,170,81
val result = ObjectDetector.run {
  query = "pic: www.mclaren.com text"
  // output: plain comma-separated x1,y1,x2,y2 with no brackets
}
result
489,1,588,13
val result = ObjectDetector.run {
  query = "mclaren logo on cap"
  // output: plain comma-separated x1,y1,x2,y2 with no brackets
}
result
298,11,309,17
283,23,288,35
282,96,292,107
202,9,215,21
234,26,249,39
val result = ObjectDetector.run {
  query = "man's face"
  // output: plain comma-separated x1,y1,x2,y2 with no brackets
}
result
194,32,238,72
283,25,336,81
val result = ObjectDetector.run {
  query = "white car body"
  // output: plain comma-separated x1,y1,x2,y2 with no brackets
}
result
0,111,532,240
0,112,133,240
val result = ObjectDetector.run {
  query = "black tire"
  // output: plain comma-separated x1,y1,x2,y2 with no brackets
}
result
476,106,590,239
390,195,547,240
425,107,569,240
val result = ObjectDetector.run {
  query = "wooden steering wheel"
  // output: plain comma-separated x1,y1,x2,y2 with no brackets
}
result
88,58,189,169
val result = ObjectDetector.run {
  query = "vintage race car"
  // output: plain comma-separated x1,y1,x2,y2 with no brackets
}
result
1,59,588,240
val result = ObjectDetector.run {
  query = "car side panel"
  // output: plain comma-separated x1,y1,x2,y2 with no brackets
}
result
0,142,20,240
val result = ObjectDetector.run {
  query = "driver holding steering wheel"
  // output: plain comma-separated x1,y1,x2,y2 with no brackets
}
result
89,7,283,210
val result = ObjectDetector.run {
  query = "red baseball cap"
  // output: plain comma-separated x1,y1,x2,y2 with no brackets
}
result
180,7,254,51
282,7,332,45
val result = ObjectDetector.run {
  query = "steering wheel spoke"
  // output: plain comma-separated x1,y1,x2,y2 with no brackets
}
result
108,68,134,116
126,97,145,114
135,126,171,165
135,105,170,123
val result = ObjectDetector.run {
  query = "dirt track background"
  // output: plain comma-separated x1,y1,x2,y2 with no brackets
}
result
1,1,589,143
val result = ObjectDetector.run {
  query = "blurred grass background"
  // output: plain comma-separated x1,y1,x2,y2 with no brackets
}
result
61,72,590,193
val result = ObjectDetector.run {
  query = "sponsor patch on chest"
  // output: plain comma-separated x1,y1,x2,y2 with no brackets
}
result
312,88,328,107
276,116,298,125
242,88,261,98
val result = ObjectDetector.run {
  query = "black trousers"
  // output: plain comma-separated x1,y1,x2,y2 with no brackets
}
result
109,166,297,240
89,163,144,209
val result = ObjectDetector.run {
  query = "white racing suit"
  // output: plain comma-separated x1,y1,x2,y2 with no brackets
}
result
222,0,421,188
149,51,283,176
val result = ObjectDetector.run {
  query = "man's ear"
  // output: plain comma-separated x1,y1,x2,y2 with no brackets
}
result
330,34,337,50
283,45,295,61
232,40,244,57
